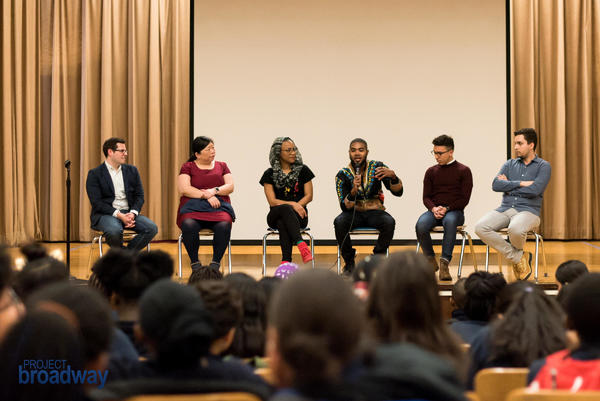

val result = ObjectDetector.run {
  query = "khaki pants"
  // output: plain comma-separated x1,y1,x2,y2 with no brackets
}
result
475,208,540,264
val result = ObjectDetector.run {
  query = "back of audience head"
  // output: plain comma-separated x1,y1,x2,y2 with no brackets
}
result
90,249,173,303
258,276,282,307
193,280,243,355
27,282,113,370
564,273,600,345
19,241,48,262
0,309,85,401
13,256,69,301
268,269,363,391
224,273,267,358
352,254,383,301
188,265,223,284
555,260,589,306
489,282,566,366
463,271,507,322
138,279,213,370
0,244,25,343
451,278,467,310
366,251,465,368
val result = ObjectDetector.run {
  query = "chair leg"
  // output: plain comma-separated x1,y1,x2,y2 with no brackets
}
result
337,245,341,275
540,235,548,278
177,234,183,278
98,234,104,257
416,242,420,253
458,232,467,278
304,231,315,269
262,233,270,276
227,241,232,274
533,233,540,282
465,232,477,272
485,245,490,272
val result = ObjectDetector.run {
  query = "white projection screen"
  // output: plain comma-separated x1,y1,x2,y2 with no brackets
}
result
193,0,507,241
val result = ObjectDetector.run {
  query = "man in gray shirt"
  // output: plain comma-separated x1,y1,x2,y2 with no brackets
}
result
475,128,551,280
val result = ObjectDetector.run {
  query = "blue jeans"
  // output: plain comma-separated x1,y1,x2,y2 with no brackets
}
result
415,210,464,262
93,213,158,251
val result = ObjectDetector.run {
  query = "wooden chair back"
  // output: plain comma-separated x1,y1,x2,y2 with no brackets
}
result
507,388,600,400
474,368,529,401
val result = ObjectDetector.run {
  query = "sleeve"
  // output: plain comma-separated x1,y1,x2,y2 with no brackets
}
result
380,161,403,197
129,166,145,213
299,165,315,184
492,160,521,192
220,161,232,175
511,161,551,198
448,165,473,210
179,162,192,176
86,168,117,216
422,167,435,210
259,168,274,186
335,171,353,212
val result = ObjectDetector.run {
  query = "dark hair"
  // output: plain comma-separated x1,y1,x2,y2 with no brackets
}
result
19,242,48,262
27,282,113,362
90,249,172,302
349,138,368,149
463,271,507,321
514,128,537,150
270,269,363,389
0,244,12,289
432,134,454,150
352,254,383,284
366,251,465,371
13,256,69,301
564,273,600,344
139,279,214,369
451,278,467,309
0,309,85,401
489,283,566,366
188,136,214,162
258,276,282,306
188,266,224,284
193,280,242,340
102,137,126,157
555,260,589,285
224,273,267,357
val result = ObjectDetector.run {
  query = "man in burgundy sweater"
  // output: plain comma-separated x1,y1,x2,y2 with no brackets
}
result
416,135,473,280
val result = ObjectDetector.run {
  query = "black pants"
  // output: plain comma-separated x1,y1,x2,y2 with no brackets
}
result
180,218,232,264
267,204,308,262
333,209,395,265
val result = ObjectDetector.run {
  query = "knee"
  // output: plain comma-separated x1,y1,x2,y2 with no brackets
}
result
181,219,198,234
102,224,123,237
381,215,396,231
213,221,232,234
147,222,158,236
506,224,525,238
334,213,350,229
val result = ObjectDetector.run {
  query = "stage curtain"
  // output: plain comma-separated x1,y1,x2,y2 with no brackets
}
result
511,0,600,239
0,0,189,244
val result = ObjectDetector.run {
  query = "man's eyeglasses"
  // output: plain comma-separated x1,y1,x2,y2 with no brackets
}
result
282,147,298,153
431,150,450,156
114,149,128,154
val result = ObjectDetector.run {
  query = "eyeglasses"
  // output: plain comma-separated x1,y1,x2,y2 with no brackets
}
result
431,150,450,156
114,149,128,154
282,147,298,153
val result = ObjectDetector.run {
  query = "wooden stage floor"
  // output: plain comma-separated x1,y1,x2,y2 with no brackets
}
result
6,240,600,285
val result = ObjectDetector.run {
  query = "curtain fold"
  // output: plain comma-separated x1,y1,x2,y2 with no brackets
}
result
1,0,189,245
511,0,600,239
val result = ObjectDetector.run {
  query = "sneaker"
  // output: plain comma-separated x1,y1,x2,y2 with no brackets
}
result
438,258,452,281
208,261,221,270
512,251,532,280
342,263,355,277
297,241,313,264
427,255,439,272
190,261,202,272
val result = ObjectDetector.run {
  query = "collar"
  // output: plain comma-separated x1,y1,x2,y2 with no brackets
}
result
517,155,539,165
105,160,122,173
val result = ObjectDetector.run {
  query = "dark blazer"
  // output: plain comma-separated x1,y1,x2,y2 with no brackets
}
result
86,163,145,227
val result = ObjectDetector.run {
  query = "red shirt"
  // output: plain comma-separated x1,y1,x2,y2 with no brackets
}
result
422,160,473,211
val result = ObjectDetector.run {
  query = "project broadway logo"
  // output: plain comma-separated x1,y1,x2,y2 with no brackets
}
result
18,359,108,388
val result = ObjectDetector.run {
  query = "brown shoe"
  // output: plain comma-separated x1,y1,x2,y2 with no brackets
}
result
427,255,439,272
439,258,452,281
512,251,532,280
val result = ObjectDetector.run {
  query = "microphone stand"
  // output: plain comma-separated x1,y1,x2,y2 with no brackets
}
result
65,160,71,274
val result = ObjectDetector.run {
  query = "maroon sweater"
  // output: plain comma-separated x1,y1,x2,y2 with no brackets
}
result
423,160,473,211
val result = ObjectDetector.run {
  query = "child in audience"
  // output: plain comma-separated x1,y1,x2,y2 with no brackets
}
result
448,278,467,323
13,256,69,300
188,265,223,284
555,259,589,305
352,254,383,301
267,269,363,401
467,281,566,389
451,271,506,344
0,245,24,343
529,273,600,390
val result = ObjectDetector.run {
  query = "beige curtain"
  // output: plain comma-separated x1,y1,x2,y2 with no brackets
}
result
511,0,600,239
1,0,188,244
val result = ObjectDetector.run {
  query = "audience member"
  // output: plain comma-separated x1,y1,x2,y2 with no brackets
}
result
268,269,363,401
451,271,506,344
467,281,566,389
0,245,24,343
366,251,466,374
19,241,48,262
352,254,384,301
448,278,467,323
224,273,267,361
555,259,589,305
13,256,69,301
258,276,282,307
529,273,600,390
188,265,223,284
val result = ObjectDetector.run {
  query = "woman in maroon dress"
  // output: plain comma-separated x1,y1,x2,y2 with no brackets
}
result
177,136,234,271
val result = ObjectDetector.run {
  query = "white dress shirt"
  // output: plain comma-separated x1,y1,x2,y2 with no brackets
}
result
105,161,137,217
